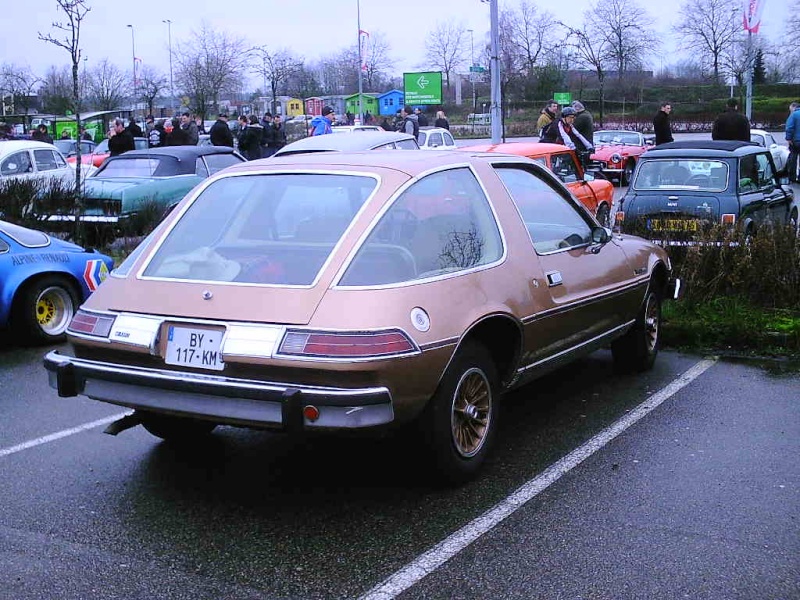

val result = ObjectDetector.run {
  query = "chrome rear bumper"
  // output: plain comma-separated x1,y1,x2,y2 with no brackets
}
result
43,350,394,430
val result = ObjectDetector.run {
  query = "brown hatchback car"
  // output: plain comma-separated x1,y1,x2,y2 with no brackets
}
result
44,151,679,483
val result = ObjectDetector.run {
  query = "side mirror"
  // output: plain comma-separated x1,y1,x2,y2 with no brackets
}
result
591,226,611,245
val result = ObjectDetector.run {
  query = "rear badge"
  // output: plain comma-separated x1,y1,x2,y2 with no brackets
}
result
202,290,213,300
410,307,430,332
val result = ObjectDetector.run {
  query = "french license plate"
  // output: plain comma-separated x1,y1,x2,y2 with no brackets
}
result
648,218,699,232
165,325,225,371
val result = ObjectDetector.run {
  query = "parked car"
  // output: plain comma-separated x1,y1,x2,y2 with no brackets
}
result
273,131,419,157
0,220,113,343
417,126,457,150
591,129,651,186
331,125,383,133
67,137,149,168
617,140,796,240
76,145,246,237
44,150,679,483
459,142,615,226
0,140,94,186
54,139,97,159
749,128,789,172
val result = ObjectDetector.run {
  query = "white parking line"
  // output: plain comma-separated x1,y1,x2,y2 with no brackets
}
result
0,412,130,458
359,358,718,600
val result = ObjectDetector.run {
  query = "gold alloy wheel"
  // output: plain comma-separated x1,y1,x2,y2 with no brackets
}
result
644,292,660,353
450,367,492,458
35,286,74,336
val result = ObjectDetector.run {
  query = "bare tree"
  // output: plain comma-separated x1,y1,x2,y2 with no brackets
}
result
0,64,43,119
38,0,90,207
174,22,248,120
361,32,394,91
503,0,557,76
252,47,302,114
137,65,167,117
39,65,73,115
673,0,740,82
424,20,469,93
563,17,611,125
285,65,323,99
590,0,658,79
86,58,128,111
781,0,800,82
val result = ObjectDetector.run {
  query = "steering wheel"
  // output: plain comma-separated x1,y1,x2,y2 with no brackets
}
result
685,175,711,187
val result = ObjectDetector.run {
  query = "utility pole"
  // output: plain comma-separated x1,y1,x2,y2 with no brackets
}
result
356,0,364,125
126,24,136,121
163,19,174,116
486,0,502,143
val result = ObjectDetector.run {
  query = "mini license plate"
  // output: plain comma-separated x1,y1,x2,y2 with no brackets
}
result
647,218,699,232
165,325,225,371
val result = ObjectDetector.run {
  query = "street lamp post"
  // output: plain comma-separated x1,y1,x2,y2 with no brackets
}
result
126,24,136,121
163,19,174,116
467,29,476,118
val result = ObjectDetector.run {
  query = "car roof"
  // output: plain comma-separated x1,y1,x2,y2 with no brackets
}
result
274,131,417,156
645,140,760,157
596,129,640,135
120,145,240,159
225,149,532,177
0,140,65,156
458,142,568,157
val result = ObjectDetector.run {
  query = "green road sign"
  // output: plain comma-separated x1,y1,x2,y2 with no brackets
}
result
553,92,572,105
403,71,443,105
469,65,486,73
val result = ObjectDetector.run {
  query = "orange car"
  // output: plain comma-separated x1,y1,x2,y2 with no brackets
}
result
461,142,615,227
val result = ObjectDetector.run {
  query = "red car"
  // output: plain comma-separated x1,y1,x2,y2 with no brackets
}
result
591,130,652,186
66,137,149,167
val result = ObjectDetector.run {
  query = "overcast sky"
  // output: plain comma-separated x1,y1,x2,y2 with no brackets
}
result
3,0,789,86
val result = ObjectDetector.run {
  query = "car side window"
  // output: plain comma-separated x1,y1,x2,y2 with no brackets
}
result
195,158,210,178
34,149,60,171
755,153,774,188
738,155,759,192
766,134,776,146
428,133,444,147
396,139,419,150
550,153,579,183
1,151,33,176
53,151,67,168
443,132,455,147
204,153,244,174
0,238,8,253
495,165,593,254
340,167,503,286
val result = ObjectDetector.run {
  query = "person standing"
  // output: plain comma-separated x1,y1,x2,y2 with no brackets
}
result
148,119,166,148
711,98,750,142
209,113,234,147
126,118,143,138
263,114,287,157
414,108,428,127
166,117,189,146
108,118,135,156
31,124,54,144
397,106,420,140
571,101,594,148
434,110,450,130
540,107,593,154
653,102,674,146
310,106,335,136
785,102,800,183
80,127,93,141
180,112,199,145
536,100,558,137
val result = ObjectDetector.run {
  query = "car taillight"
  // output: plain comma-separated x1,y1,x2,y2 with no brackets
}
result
721,213,736,225
279,329,417,358
68,310,116,337
615,211,625,224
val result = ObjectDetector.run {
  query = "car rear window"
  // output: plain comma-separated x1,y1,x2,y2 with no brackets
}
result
96,157,164,178
0,221,50,247
633,159,728,191
203,153,244,175
142,173,377,285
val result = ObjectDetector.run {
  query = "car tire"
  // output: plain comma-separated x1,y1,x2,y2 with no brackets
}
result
621,160,635,186
595,203,611,228
790,206,799,233
139,411,217,442
420,341,499,485
12,275,79,345
612,282,662,372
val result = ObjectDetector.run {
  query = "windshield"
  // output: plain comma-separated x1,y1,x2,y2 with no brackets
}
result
595,131,641,145
142,173,378,285
633,159,729,191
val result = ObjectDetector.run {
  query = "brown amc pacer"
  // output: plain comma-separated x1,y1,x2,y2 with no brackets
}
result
44,150,679,483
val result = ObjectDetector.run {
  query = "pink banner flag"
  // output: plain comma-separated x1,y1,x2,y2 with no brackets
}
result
359,29,370,72
742,0,766,33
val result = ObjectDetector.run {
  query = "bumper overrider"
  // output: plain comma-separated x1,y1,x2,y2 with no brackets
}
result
43,351,395,431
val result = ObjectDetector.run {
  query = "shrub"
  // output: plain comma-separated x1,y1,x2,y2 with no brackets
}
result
0,177,77,228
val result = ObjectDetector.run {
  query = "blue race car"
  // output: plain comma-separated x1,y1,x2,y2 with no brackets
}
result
0,220,114,344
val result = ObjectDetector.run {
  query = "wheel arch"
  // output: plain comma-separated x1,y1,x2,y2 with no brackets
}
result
450,313,523,389
11,270,84,316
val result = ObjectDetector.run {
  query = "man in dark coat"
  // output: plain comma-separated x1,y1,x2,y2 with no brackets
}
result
209,113,234,147
108,118,135,156
571,101,594,147
31,124,54,144
126,118,143,138
263,114,287,157
653,102,674,146
711,98,750,142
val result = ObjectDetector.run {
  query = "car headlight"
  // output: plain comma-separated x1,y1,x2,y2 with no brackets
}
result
610,153,622,164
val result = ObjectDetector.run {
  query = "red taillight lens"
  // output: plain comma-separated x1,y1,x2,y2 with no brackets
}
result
721,213,736,225
68,310,116,337
279,329,417,358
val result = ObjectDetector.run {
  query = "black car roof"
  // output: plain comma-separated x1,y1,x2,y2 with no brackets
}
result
645,140,760,158
120,145,240,160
